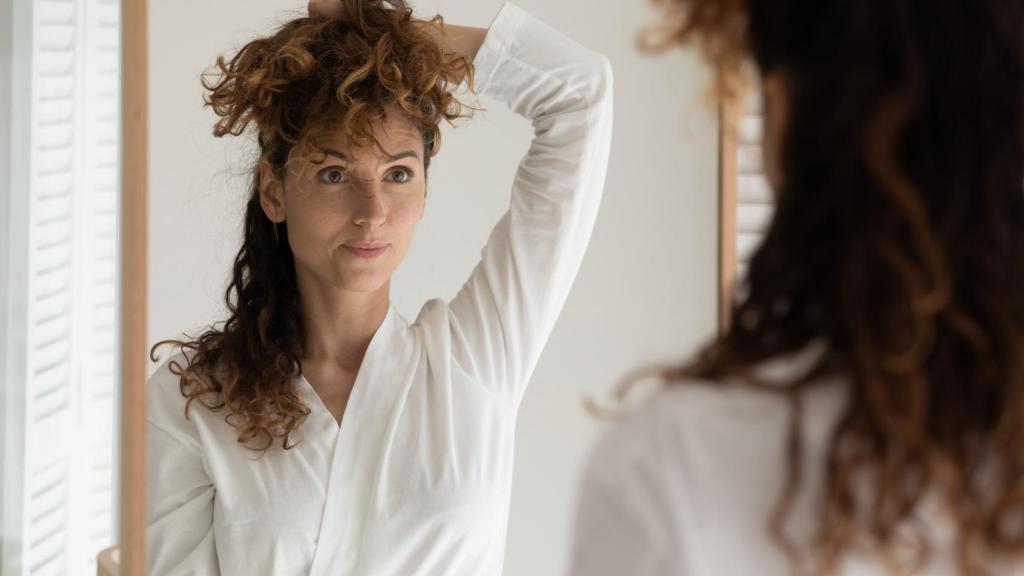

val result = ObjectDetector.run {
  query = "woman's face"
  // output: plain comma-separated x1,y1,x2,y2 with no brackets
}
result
259,109,427,294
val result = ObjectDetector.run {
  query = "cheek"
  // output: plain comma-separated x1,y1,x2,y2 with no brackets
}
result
293,204,340,241
389,196,425,240
285,198,350,258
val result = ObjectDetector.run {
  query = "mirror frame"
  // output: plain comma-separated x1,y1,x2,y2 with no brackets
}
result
718,103,738,333
119,0,148,573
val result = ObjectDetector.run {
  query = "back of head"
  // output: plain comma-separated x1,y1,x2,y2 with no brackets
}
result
643,0,1024,572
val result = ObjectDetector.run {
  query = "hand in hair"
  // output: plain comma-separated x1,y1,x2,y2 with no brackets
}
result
306,0,486,71
308,0,343,19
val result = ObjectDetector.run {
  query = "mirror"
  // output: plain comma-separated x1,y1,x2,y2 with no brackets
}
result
143,0,720,569
1,1,723,575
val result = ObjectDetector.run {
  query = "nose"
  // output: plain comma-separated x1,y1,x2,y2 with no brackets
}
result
352,181,386,228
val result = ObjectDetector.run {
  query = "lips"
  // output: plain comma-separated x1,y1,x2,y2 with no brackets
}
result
342,243,390,259
345,241,389,249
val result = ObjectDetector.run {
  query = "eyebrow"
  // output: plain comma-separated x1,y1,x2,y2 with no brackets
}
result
323,148,420,163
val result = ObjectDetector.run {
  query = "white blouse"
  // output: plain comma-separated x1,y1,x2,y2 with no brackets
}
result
568,344,1015,576
146,3,613,575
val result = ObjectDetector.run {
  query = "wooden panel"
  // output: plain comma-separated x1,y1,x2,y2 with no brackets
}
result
718,102,738,333
119,0,147,573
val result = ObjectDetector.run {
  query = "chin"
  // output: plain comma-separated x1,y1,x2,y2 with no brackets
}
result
333,271,391,293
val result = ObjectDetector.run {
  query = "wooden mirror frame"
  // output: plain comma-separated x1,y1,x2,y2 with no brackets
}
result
118,0,148,573
718,102,738,333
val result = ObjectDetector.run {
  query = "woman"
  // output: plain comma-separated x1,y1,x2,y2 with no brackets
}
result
145,1,612,574
570,0,1023,575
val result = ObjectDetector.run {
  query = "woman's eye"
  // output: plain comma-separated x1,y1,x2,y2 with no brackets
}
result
388,168,412,184
318,168,347,185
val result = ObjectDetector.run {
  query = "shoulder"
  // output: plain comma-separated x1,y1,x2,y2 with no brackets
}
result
579,383,711,500
583,365,851,498
571,383,745,572
147,347,212,448
411,297,463,356
583,376,840,486
411,298,448,331
147,348,189,415
587,381,780,458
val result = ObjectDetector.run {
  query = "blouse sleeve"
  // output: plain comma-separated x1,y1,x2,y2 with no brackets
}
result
146,354,220,575
444,1,613,405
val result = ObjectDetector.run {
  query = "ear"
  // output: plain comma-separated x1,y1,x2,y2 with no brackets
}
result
258,158,287,223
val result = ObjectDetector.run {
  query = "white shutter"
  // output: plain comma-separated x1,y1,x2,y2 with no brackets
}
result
76,0,119,563
733,93,773,282
25,2,79,574
3,0,120,574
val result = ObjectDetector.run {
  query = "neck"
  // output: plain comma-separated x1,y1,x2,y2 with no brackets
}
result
295,266,391,371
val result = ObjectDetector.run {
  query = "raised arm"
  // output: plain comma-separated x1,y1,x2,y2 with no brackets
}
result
442,2,614,405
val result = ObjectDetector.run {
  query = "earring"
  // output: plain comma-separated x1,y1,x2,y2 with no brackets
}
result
272,222,280,243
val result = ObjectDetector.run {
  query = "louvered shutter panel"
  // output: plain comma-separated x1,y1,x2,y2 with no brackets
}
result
77,0,119,563
8,0,120,574
26,1,79,574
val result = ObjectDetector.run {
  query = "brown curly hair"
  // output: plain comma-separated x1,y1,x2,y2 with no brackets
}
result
150,0,475,453
639,0,1024,574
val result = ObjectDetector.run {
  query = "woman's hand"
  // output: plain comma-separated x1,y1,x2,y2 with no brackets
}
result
308,0,343,19
307,0,485,68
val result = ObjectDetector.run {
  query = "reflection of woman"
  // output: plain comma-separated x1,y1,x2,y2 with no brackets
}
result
571,0,1023,575
146,0,612,573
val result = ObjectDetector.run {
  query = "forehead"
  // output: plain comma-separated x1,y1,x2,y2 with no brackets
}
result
316,110,424,162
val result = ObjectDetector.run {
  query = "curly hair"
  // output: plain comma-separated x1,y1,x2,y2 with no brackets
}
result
150,0,475,453
639,0,1024,573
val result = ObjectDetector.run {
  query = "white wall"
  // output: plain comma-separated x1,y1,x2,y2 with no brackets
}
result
148,0,719,573
0,0,16,568
2,0,31,572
